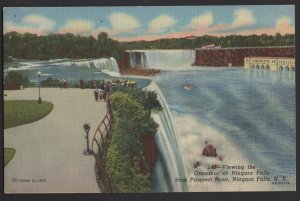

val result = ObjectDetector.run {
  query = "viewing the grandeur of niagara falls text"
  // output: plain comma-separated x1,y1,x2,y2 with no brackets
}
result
174,164,291,185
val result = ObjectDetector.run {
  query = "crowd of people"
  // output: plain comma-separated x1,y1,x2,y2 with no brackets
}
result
78,79,137,102
93,81,110,102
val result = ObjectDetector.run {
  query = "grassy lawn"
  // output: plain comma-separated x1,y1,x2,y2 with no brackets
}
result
4,100,54,129
4,148,16,167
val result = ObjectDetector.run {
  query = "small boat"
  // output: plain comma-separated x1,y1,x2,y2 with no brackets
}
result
184,83,192,91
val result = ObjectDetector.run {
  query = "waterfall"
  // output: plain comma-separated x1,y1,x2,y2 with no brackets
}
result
109,57,120,74
52,58,120,73
128,50,195,70
147,82,188,192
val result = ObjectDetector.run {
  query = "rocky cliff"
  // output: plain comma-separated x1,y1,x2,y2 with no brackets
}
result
195,46,295,67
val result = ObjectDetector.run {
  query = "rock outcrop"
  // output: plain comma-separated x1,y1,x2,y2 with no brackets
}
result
138,134,159,174
202,144,218,157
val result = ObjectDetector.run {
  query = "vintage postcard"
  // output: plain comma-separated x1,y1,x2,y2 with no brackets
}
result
3,5,295,193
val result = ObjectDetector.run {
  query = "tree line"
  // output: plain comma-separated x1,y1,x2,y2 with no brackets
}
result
122,33,294,50
3,32,295,62
3,32,125,62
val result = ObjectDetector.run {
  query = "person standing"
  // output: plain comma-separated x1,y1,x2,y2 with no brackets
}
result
80,79,84,89
105,81,110,98
99,89,103,101
63,79,67,88
60,79,63,89
94,88,99,101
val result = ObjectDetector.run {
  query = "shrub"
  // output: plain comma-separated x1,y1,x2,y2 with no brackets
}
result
104,91,159,192
111,85,162,110
41,77,60,87
4,71,31,87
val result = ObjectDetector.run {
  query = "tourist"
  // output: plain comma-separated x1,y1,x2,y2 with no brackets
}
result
63,79,67,88
92,80,97,88
99,89,103,101
80,79,84,89
105,81,110,98
94,88,99,101
103,90,106,101
59,79,63,89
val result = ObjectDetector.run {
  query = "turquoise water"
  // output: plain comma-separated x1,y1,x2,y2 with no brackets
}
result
153,67,295,191
4,60,151,88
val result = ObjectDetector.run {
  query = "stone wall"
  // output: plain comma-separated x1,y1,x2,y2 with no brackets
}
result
195,46,295,67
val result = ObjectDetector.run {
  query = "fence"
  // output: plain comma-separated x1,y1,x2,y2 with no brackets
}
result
91,100,117,192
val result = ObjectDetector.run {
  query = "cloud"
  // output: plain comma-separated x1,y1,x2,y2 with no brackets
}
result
107,12,140,34
22,14,55,32
210,8,256,33
148,14,177,33
59,19,94,35
276,15,294,32
232,8,256,27
186,12,213,31
114,15,294,42
242,15,292,35
4,14,55,35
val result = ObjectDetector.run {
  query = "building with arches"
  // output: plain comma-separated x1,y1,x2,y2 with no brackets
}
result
244,57,295,72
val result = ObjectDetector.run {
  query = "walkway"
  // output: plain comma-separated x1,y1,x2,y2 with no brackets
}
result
4,88,106,193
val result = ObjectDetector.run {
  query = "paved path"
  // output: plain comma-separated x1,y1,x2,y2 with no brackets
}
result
4,88,106,193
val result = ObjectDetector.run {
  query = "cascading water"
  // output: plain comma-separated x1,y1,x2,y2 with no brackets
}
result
147,82,188,192
109,57,120,74
128,50,195,70
57,58,115,71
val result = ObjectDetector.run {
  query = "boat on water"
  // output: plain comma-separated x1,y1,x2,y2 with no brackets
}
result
184,83,192,91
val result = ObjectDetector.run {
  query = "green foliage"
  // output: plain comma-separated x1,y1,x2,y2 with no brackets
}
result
105,144,151,192
4,71,31,87
3,31,125,61
111,85,162,110
41,77,60,87
104,91,159,192
110,92,158,155
4,148,16,167
122,33,295,49
4,100,54,129
4,31,294,62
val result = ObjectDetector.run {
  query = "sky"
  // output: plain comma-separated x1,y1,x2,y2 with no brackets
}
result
3,5,295,41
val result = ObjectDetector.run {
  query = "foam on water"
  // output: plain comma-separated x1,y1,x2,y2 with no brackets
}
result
172,113,275,191
152,68,295,191
7,62,43,71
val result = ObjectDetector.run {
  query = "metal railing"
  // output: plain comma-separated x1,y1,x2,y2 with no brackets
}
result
91,99,117,192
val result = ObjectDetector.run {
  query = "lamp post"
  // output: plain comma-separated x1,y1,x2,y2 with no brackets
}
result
83,123,92,155
38,71,42,103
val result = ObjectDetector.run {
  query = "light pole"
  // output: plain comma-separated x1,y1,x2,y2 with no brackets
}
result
83,123,92,155
38,71,42,104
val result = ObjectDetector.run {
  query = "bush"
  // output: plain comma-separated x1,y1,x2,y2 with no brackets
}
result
111,85,162,110
104,91,159,192
41,77,60,87
106,144,151,192
4,71,31,87
110,92,158,155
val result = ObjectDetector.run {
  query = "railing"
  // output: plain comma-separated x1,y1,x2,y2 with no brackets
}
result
91,99,117,192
